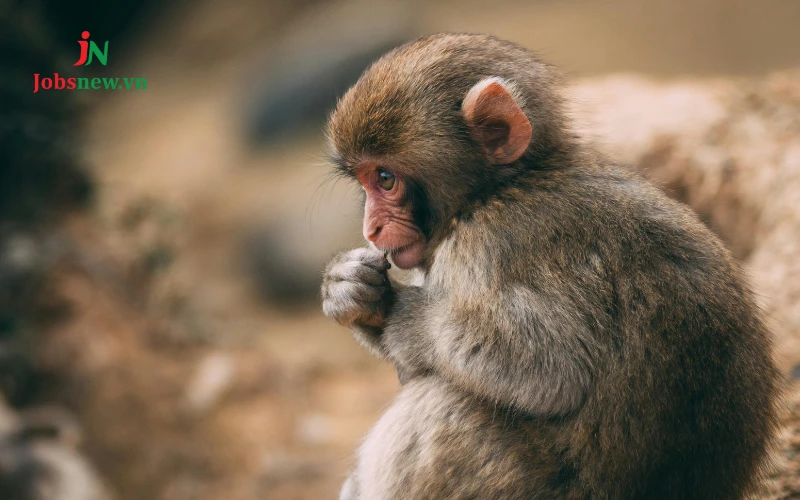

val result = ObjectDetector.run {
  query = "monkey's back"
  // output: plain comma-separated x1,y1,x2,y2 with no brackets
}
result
497,164,780,498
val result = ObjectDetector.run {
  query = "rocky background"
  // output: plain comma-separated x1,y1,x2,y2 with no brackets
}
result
1,0,799,498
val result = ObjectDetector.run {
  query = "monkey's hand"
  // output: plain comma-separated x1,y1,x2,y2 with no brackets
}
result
322,248,392,355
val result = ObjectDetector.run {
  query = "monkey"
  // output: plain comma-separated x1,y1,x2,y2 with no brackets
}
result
320,33,780,499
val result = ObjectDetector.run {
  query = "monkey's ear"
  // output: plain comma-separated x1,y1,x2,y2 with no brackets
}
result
462,78,532,165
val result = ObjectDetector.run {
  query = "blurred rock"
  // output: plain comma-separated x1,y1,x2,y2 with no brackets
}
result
0,347,37,407
294,412,333,445
245,36,406,146
242,206,362,307
259,450,324,490
242,222,325,306
0,234,47,329
244,0,414,145
182,353,235,416
0,400,111,500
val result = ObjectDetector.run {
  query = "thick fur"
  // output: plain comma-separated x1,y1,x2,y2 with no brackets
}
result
322,33,780,499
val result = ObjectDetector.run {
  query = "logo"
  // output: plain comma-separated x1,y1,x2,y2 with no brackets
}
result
33,31,147,94
73,31,108,66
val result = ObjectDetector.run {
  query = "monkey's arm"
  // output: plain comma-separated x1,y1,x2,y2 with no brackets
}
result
382,283,600,416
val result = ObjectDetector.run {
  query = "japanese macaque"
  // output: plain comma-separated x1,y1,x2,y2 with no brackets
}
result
321,33,779,499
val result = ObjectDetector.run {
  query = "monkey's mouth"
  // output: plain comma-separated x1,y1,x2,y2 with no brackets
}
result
384,239,426,270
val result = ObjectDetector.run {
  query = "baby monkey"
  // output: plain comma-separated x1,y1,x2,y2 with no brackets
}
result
321,33,779,499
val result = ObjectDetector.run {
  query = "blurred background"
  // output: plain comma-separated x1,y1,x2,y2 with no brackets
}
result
1,0,799,498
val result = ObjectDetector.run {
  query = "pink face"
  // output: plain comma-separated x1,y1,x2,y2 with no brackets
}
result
356,162,426,269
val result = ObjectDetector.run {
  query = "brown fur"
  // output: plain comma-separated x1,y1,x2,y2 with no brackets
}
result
322,33,780,499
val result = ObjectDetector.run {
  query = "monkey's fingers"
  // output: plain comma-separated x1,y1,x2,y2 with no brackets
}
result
357,248,391,271
328,261,388,286
333,248,389,270
383,250,391,269
325,280,386,306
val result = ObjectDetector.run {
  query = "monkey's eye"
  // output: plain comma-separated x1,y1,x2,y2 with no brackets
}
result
377,169,396,191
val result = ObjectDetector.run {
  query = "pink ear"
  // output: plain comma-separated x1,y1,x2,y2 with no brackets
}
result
461,78,532,164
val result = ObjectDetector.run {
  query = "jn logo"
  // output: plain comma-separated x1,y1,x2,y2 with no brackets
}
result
73,31,108,66
33,30,144,93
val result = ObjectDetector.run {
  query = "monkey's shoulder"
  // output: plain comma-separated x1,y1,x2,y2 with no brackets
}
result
447,166,733,280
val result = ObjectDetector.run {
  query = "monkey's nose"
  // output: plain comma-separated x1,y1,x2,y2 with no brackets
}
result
365,225,382,242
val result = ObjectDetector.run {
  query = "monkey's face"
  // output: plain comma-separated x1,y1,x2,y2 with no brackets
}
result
328,38,535,270
356,160,426,269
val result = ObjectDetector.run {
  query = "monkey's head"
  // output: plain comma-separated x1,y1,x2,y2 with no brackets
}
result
327,33,569,269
